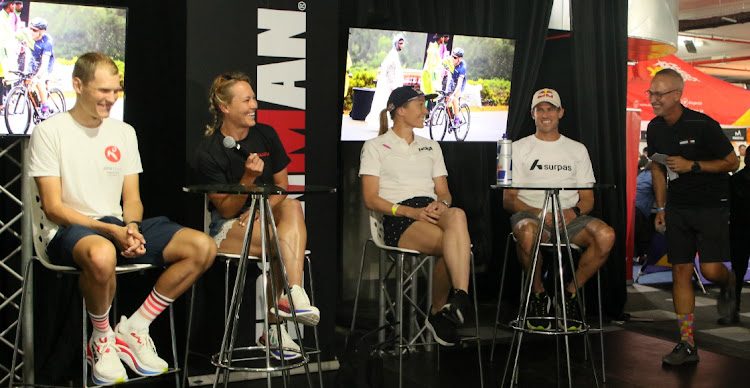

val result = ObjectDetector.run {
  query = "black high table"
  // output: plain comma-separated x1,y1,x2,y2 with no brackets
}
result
183,184,336,388
492,183,614,388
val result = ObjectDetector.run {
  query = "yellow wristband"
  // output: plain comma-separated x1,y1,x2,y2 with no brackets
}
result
392,204,400,216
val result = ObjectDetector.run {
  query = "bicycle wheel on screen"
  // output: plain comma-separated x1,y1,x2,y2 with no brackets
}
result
4,87,31,135
47,88,66,116
429,104,449,141
453,103,471,141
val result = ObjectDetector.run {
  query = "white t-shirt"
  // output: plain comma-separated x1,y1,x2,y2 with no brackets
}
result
28,112,143,243
512,134,595,209
359,129,448,204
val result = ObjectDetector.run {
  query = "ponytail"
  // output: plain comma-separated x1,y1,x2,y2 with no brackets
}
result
378,109,390,135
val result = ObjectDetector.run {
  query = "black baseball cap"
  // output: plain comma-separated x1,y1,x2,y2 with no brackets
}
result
386,86,437,112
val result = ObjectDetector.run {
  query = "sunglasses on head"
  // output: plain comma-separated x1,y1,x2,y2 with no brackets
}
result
216,73,233,87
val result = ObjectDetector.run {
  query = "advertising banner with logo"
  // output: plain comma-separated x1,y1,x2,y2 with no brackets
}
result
627,55,750,126
186,0,339,365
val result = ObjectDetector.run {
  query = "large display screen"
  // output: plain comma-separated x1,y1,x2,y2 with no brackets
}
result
0,1,127,136
342,28,515,142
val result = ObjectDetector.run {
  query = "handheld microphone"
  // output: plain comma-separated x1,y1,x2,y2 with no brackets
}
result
222,136,250,159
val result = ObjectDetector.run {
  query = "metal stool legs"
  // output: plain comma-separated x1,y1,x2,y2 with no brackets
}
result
349,241,484,388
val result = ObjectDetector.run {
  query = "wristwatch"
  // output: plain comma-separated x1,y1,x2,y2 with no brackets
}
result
572,206,582,216
440,200,451,207
128,220,142,233
691,160,701,173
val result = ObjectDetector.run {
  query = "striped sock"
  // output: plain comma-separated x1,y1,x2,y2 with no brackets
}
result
126,288,174,332
677,313,695,346
89,307,112,340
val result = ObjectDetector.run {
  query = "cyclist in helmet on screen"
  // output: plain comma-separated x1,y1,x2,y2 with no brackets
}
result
445,47,467,127
28,17,55,117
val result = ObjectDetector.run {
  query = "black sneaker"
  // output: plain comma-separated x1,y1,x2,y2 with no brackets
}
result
425,310,458,347
662,341,700,365
717,311,740,325
559,291,583,331
441,289,470,326
718,279,737,317
525,292,552,331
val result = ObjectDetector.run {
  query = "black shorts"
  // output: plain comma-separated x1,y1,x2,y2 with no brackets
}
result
665,206,729,265
46,216,185,268
383,196,433,247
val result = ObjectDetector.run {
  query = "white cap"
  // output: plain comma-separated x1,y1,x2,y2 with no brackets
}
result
531,88,562,110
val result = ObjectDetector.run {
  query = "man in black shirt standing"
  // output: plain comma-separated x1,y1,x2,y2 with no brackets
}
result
647,68,739,366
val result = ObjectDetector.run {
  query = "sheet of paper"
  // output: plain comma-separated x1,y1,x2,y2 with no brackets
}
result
650,153,679,180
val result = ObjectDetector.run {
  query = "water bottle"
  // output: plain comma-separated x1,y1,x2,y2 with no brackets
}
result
497,133,512,186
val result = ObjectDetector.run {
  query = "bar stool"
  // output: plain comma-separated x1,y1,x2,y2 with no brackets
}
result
495,192,605,387
9,170,183,387
182,194,323,387
490,233,605,382
178,188,315,388
349,211,484,388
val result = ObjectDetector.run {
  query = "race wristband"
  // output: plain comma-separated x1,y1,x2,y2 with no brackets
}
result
656,207,665,212
392,204,400,216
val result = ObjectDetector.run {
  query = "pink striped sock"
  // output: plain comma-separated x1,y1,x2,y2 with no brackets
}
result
126,288,174,332
89,307,112,337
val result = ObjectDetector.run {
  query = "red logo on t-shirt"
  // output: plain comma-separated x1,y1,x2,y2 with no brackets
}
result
105,146,121,162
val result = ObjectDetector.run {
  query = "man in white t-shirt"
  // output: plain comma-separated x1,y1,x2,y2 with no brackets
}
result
502,88,615,331
27,52,216,385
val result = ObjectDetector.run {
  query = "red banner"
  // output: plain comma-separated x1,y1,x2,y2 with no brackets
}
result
628,55,750,126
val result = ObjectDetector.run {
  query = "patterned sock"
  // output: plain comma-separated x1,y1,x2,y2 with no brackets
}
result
677,313,695,346
126,288,174,332
89,307,112,340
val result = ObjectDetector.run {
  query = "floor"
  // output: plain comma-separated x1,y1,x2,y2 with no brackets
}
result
21,275,750,387
117,276,750,388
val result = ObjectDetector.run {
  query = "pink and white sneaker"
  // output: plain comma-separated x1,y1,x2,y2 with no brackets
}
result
114,316,168,377
86,333,128,385
270,285,320,326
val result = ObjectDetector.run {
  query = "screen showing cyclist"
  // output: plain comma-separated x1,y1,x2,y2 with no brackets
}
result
27,17,55,116
446,48,466,126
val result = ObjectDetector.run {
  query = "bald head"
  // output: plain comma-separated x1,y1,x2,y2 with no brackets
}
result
653,68,684,91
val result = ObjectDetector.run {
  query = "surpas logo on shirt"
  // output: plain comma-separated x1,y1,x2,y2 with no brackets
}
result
530,159,572,171
104,146,121,163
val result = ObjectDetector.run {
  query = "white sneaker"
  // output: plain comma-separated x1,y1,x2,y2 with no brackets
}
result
114,316,168,377
87,333,128,385
270,285,320,326
258,324,302,360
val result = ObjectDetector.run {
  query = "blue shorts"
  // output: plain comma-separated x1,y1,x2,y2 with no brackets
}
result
46,216,185,268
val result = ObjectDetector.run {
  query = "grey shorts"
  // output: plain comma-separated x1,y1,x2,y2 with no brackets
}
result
510,211,596,241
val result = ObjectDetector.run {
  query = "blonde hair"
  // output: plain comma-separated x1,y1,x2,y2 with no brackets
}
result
72,52,118,85
205,71,253,136
377,108,400,135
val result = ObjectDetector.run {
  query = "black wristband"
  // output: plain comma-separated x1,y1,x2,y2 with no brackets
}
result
572,206,582,216
128,220,142,233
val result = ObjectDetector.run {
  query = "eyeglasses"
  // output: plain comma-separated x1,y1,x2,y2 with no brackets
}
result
645,89,679,99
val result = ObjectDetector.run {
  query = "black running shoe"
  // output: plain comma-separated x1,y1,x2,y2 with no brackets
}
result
718,279,737,318
559,291,583,331
662,341,700,365
425,310,458,347
525,291,552,331
441,289,470,326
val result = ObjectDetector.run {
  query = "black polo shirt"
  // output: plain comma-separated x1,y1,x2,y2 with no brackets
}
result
194,123,291,215
646,106,733,208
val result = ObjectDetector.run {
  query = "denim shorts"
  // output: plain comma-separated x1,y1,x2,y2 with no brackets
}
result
46,216,185,267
